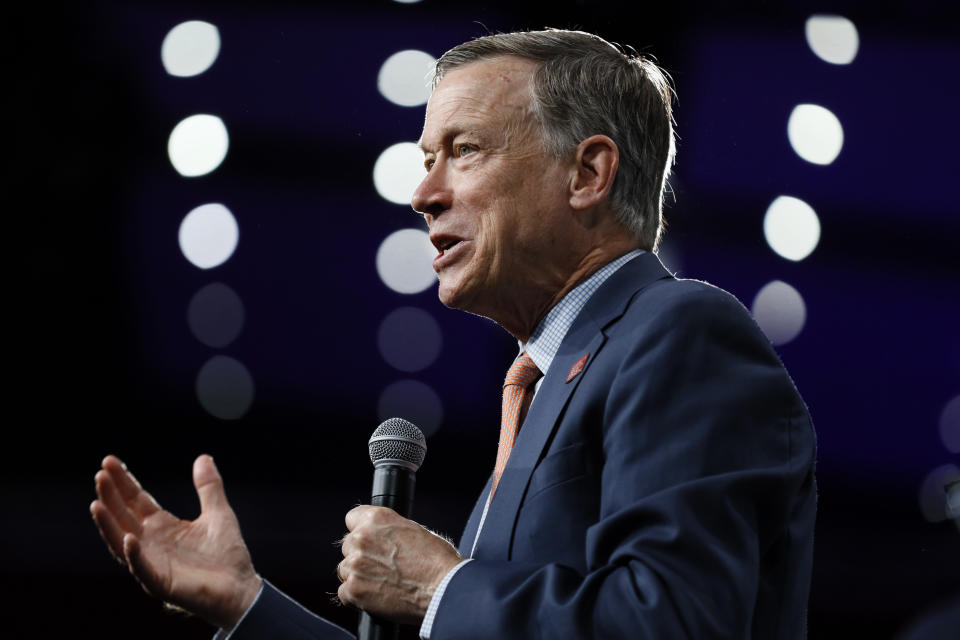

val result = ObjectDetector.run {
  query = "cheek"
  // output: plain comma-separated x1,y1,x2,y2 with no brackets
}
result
474,206,514,269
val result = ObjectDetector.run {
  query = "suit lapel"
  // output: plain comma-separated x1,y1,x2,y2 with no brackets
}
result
457,474,492,556
471,252,673,561
472,330,606,561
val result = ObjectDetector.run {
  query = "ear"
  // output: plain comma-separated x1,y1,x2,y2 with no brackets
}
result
568,135,619,214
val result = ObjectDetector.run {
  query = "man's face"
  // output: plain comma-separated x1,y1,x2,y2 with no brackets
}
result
412,57,578,332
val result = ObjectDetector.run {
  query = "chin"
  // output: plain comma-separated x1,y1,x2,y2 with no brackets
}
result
436,277,480,313
436,280,464,310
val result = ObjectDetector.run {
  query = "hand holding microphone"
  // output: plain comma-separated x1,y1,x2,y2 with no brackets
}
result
338,418,462,636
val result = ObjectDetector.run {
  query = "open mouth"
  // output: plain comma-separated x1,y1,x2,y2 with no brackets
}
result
432,234,463,256
436,238,461,256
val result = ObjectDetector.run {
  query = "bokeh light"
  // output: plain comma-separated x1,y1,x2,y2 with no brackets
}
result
196,355,254,420
938,395,960,454
378,379,443,437
787,104,844,166
751,280,807,346
378,50,435,107
161,20,221,78
948,481,960,523
178,203,239,269
187,282,245,348
805,15,859,65
764,195,821,261
373,142,427,205
168,114,230,177
375,228,436,294
918,464,960,522
377,307,442,372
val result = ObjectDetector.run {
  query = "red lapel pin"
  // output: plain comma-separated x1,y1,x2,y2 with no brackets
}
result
566,353,590,383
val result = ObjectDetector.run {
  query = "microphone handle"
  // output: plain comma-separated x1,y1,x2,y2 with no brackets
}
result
370,465,416,517
358,465,417,640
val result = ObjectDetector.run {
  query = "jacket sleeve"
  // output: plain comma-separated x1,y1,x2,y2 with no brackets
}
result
226,580,355,640
428,286,817,639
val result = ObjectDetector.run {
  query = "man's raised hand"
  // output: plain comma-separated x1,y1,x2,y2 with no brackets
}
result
90,454,263,628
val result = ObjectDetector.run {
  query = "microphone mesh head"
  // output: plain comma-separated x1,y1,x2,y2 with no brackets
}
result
368,417,427,470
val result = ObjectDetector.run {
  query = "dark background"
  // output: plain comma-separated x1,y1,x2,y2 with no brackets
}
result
7,0,959,637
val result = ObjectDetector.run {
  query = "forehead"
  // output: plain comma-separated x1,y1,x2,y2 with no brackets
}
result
419,57,538,149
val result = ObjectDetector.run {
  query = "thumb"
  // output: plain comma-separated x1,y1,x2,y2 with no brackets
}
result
193,454,230,514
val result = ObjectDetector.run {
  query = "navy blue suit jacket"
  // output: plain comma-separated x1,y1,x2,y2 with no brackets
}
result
231,252,817,639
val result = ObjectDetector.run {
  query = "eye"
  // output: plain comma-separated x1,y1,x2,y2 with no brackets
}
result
424,156,435,171
455,143,476,158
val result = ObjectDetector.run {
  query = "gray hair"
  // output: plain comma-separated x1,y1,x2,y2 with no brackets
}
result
433,29,676,251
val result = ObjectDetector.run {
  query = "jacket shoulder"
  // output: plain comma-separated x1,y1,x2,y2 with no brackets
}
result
615,275,759,338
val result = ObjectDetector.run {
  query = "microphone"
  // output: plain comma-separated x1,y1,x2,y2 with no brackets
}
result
358,417,427,640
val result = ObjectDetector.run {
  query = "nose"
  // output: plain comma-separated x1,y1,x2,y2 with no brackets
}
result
411,163,452,224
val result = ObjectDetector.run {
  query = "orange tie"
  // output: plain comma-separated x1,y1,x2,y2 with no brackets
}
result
491,352,542,498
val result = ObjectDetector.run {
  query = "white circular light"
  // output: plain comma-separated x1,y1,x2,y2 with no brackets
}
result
787,104,844,166
187,282,245,348
751,280,807,346
378,379,443,437
378,50,435,107
168,114,229,177
373,142,427,205
918,464,960,523
196,355,255,420
378,307,442,372
376,228,436,294
763,196,821,261
179,203,239,269
392,0,424,4
805,15,859,65
939,395,960,454
161,20,221,78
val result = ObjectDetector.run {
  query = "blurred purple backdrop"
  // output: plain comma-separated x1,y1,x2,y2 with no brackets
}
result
8,1,959,637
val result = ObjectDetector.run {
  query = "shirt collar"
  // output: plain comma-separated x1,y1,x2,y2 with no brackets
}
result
521,249,644,376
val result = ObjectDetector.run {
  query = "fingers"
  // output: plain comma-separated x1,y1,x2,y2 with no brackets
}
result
344,505,365,531
342,508,371,556
101,455,161,519
342,506,406,557
95,469,141,534
90,499,128,564
192,454,230,515
335,556,359,609
344,505,388,531
340,508,377,588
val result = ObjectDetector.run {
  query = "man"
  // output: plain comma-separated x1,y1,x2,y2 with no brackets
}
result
92,29,816,638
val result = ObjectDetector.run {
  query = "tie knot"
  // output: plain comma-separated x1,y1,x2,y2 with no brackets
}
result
504,352,542,389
